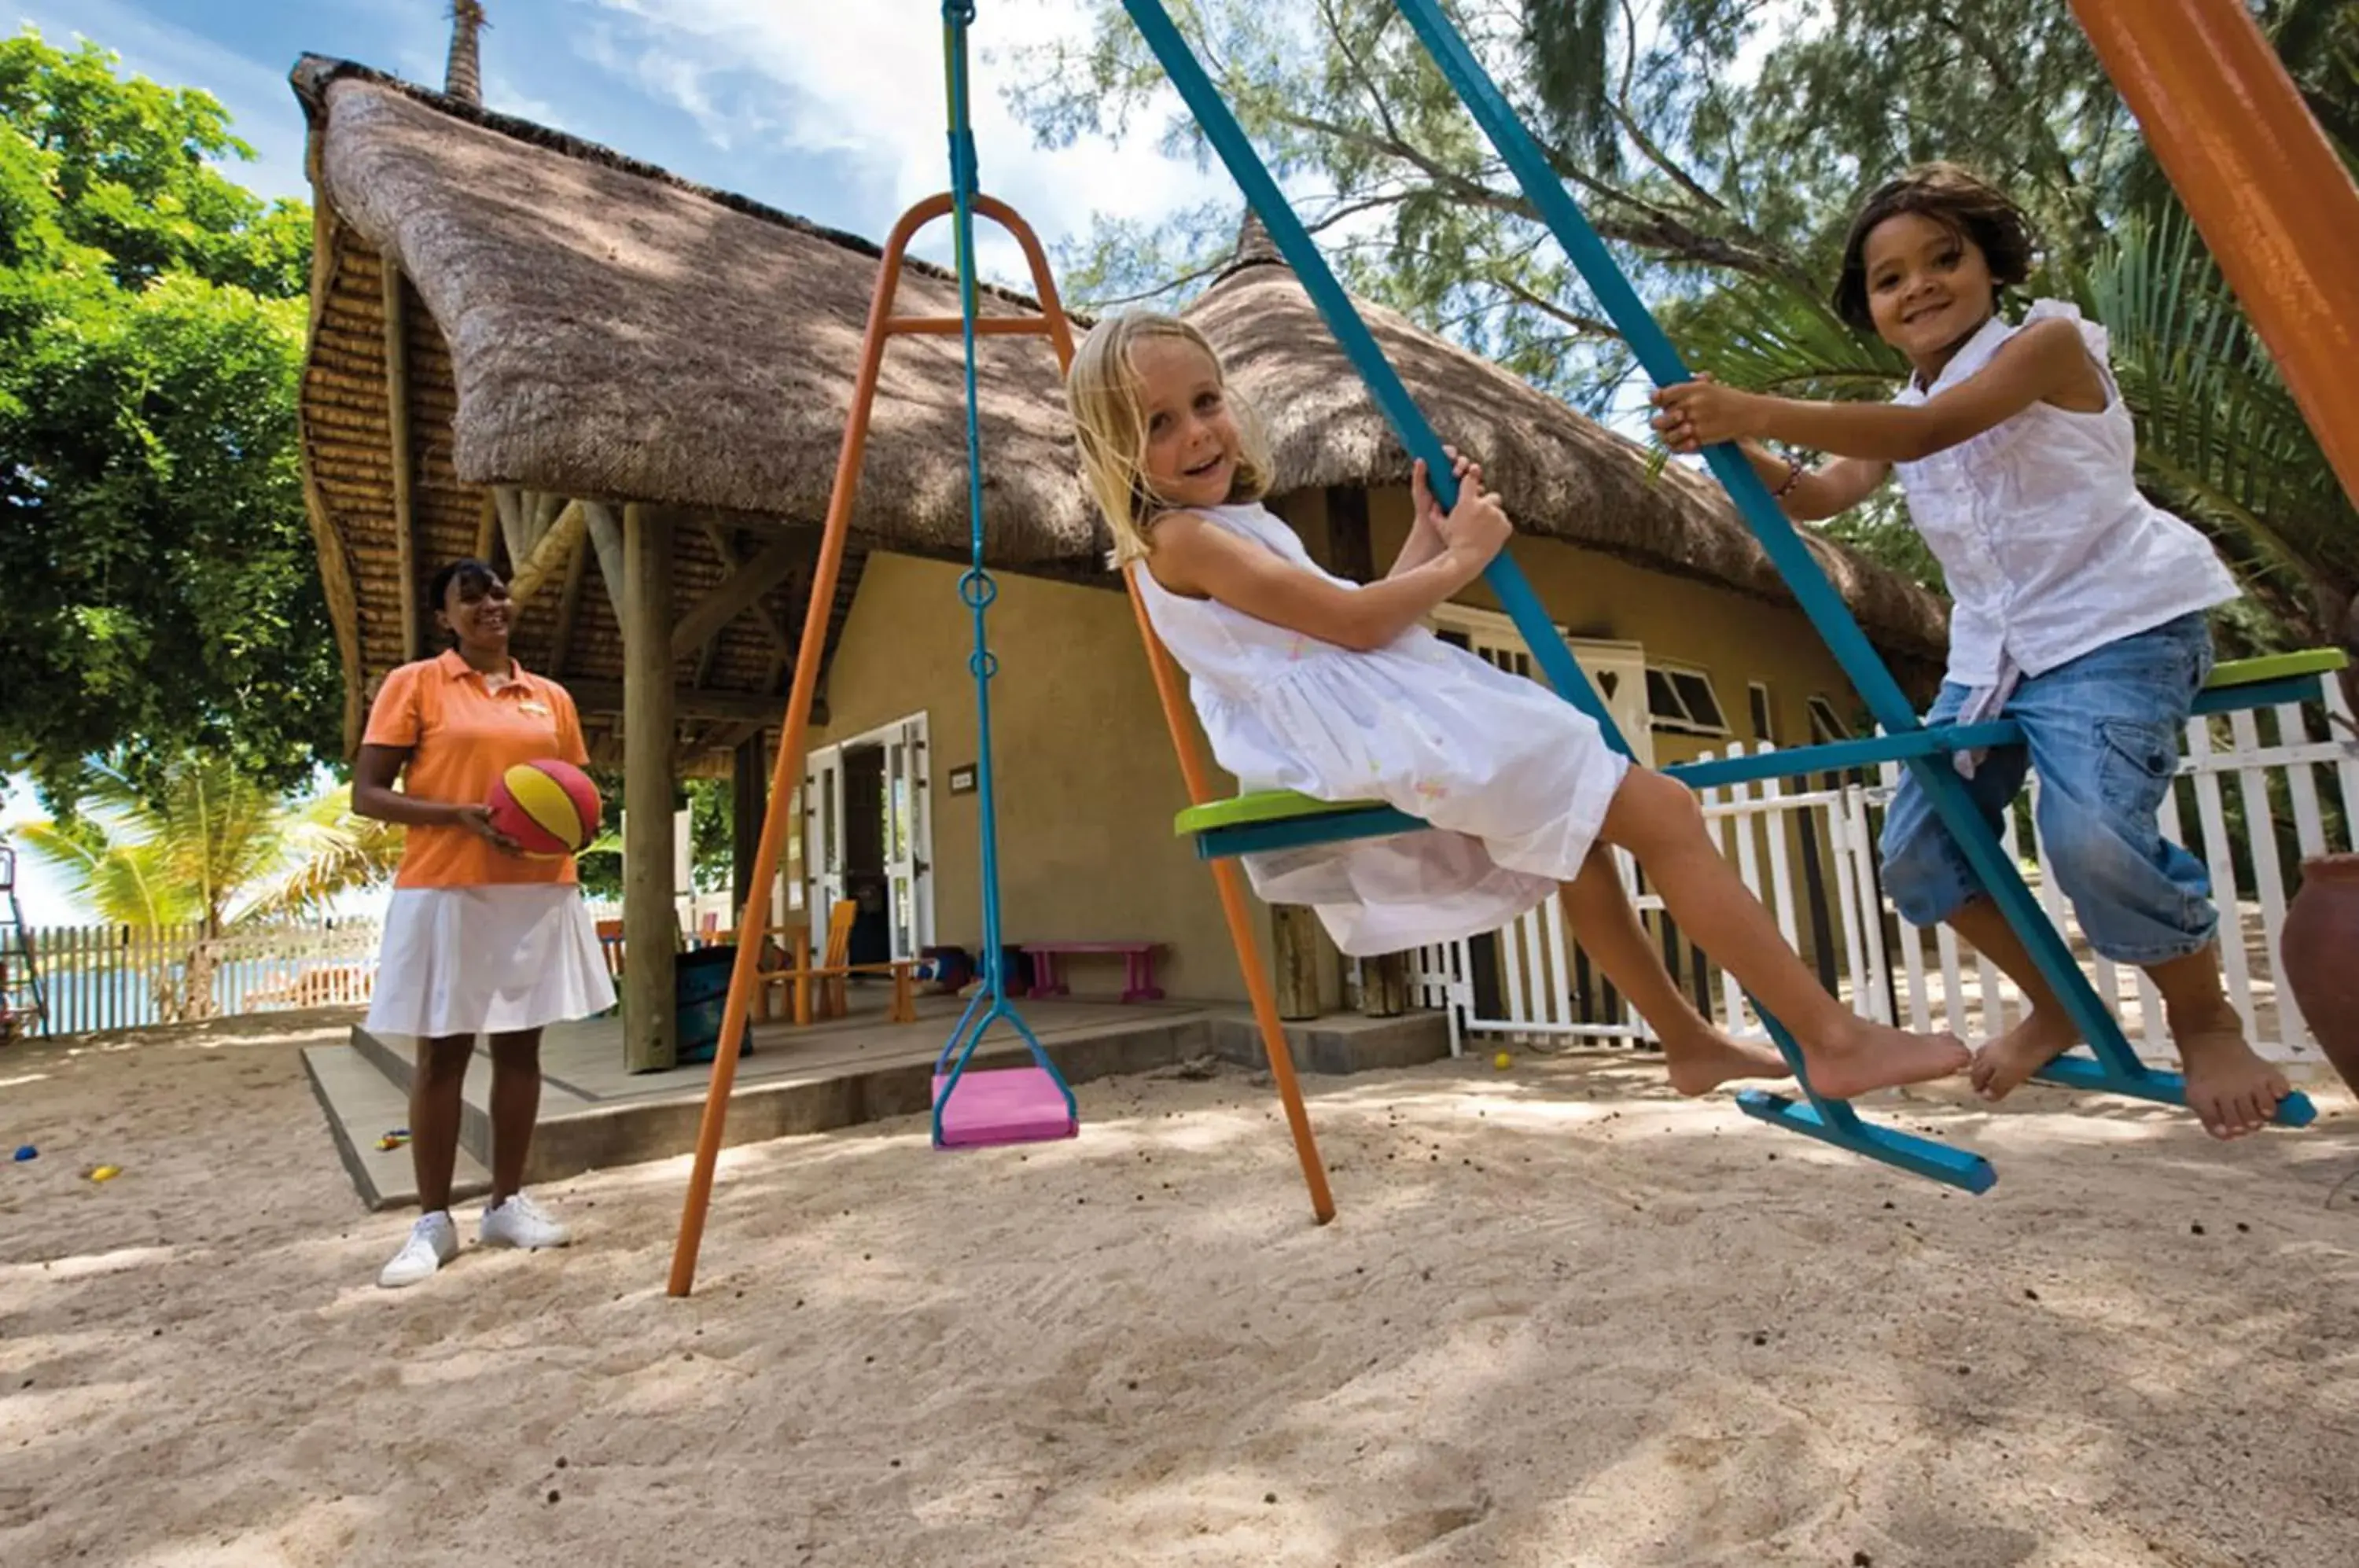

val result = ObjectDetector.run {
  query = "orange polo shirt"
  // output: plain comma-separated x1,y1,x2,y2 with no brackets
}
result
363,650,591,889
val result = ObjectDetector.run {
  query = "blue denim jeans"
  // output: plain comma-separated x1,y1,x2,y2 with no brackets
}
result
1878,612,2217,966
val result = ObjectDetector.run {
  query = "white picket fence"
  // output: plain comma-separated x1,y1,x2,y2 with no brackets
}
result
12,918,385,1037
1400,676,2357,1070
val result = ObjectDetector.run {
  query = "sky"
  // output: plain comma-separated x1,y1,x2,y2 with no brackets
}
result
8,0,1238,280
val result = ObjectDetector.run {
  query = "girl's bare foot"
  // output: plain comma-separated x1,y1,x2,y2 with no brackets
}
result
2173,1006,2288,1139
1658,1025,1794,1096
1798,1017,1971,1100
1969,1007,2080,1102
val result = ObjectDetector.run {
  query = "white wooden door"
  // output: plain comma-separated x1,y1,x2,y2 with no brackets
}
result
804,712,933,963
881,716,933,959
803,747,846,943
1567,638,1654,768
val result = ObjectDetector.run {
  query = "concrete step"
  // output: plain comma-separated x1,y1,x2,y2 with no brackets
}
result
302,1043,490,1213
309,1003,1455,1208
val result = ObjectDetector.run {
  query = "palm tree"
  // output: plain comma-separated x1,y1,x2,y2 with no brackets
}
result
15,754,403,1021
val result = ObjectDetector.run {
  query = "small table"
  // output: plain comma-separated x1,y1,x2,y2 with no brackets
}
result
1021,940,1164,1003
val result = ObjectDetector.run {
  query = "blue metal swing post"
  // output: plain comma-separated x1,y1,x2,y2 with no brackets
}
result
930,1,1080,1147
1386,0,2308,1132
1115,0,1994,1191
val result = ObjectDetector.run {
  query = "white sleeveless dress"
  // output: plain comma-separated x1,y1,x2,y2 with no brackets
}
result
1134,502,1630,955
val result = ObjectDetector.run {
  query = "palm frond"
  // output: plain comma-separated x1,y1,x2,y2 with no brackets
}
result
232,785,405,922
20,755,415,931
13,818,193,929
1658,273,1908,400
2086,207,2359,602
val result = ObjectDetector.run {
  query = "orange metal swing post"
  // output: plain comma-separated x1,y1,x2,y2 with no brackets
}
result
1124,583,1338,1224
666,193,1334,1297
2069,0,2359,505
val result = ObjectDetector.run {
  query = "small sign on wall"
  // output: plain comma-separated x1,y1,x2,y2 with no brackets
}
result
948,764,978,796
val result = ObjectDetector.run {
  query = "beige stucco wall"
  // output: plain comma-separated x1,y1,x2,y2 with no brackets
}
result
808,495,1928,1003
809,550,1245,1001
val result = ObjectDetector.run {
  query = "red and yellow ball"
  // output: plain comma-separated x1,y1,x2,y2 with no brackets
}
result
486,758,601,859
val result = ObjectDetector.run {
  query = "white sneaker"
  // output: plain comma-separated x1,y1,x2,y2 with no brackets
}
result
377,1211,458,1289
479,1191,572,1251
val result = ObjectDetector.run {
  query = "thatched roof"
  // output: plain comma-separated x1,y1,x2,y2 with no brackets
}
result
297,59,1091,561
293,57,1103,764
293,56,1945,764
1191,229,1948,656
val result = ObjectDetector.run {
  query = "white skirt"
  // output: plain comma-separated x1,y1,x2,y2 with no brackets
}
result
1202,640,1630,957
366,885,617,1039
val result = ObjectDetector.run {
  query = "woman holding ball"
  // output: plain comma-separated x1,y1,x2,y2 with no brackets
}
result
353,558,615,1289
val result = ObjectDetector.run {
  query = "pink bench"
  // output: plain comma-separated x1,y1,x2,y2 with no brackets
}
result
1022,940,1164,1003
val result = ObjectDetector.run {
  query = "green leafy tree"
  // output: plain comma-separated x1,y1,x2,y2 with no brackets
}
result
0,29,336,807
572,774,733,901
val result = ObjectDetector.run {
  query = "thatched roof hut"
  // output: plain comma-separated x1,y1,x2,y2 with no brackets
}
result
293,55,1945,769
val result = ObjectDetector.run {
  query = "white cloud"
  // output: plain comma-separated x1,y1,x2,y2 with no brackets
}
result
12,0,314,203
572,0,1234,283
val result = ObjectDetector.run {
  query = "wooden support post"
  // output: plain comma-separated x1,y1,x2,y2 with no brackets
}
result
698,518,797,650
1272,905,1323,1021
494,486,531,572
670,532,809,659
1360,951,1408,1018
550,521,591,676
473,490,499,564
506,499,586,608
622,500,677,1074
567,680,783,723
731,729,768,926
1324,484,1375,584
381,261,420,661
583,501,628,624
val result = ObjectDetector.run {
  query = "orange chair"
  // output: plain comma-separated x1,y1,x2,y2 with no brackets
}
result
748,900,917,1026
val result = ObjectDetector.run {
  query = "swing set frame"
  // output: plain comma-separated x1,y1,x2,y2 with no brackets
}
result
666,0,2358,1296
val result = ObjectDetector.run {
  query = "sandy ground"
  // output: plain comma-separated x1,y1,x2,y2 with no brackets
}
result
2,1010,2357,1568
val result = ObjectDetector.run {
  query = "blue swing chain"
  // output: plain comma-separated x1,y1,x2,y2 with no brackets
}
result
931,0,1078,1139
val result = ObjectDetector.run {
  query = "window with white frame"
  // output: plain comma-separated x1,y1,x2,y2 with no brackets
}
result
1647,662,1730,737
1746,681,1776,744
1430,606,1537,680
1428,605,1655,764
1805,694,1853,745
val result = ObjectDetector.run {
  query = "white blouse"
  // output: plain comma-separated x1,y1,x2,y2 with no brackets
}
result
1889,298,2237,696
